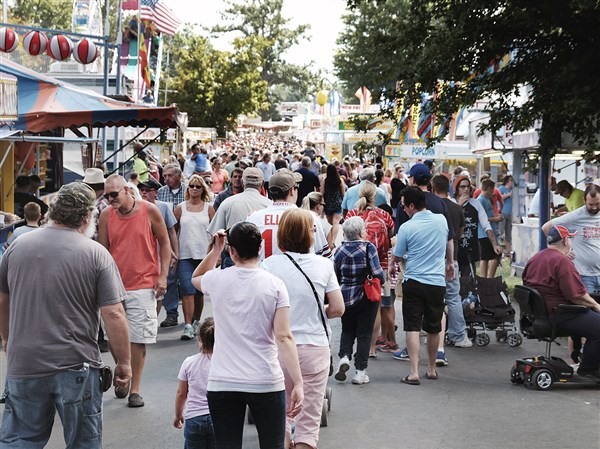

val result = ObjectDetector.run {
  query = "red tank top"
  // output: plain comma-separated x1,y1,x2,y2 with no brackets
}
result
108,200,159,290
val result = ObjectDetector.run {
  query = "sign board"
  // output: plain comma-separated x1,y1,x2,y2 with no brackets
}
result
340,104,380,115
124,127,177,141
384,143,445,159
186,127,217,143
0,73,18,124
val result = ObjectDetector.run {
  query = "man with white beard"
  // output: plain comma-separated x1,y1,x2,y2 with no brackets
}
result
0,182,132,448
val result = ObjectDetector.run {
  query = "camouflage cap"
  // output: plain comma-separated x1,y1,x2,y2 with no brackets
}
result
52,182,96,212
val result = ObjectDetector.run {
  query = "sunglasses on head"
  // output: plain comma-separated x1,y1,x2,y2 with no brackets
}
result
103,187,124,200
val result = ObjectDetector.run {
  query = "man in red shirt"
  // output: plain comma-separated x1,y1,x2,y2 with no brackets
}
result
98,174,171,407
522,225,600,381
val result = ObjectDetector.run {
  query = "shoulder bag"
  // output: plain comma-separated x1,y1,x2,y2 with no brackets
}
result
363,244,382,302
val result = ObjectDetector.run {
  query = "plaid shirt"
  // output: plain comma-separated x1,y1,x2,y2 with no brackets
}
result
157,183,186,211
334,240,384,307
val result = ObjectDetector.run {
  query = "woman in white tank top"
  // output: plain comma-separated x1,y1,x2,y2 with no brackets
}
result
174,174,215,341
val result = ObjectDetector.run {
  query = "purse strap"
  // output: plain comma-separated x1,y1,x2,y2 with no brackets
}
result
365,243,373,278
283,252,329,340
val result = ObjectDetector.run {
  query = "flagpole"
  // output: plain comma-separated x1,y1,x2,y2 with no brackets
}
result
153,33,164,107
137,0,142,101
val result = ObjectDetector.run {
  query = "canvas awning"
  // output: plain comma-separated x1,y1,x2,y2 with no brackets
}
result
0,59,185,133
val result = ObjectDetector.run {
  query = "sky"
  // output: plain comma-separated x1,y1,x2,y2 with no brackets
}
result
168,0,347,74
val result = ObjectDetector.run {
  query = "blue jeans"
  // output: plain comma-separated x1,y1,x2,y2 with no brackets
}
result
0,364,102,449
207,390,286,449
445,261,467,342
184,414,215,449
163,266,180,318
581,275,600,296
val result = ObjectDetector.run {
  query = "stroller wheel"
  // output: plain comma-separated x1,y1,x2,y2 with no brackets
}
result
320,399,329,427
507,333,523,347
495,329,508,342
444,333,453,346
475,333,490,347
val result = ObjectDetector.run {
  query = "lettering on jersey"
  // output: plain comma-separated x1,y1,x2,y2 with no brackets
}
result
264,214,280,226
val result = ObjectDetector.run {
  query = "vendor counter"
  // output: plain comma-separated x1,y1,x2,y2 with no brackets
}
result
512,217,540,276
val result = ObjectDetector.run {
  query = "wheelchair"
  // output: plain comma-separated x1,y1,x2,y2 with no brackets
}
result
511,285,600,391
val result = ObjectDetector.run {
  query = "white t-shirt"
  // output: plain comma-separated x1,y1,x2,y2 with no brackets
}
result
178,352,211,419
262,252,340,346
552,206,600,276
247,202,331,261
201,267,289,392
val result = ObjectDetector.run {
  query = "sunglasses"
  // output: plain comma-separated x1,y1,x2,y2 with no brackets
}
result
188,184,203,189
103,187,124,200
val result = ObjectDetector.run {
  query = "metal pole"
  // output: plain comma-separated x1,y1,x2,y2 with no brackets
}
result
113,0,124,173
153,34,164,106
538,153,550,250
163,46,170,106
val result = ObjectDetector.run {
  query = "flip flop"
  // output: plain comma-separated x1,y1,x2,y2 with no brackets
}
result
425,371,439,380
400,375,420,385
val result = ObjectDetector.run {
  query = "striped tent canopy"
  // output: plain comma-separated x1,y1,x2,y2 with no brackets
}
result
0,59,184,133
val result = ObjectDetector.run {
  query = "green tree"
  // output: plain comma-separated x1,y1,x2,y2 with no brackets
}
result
166,28,267,136
212,0,318,119
8,0,72,30
334,0,410,102
340,0,600,163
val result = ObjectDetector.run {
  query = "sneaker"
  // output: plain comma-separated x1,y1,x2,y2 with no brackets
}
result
334,356,350,382
192,319,201,335
127,393,145,408
160,315,178,328
379,342,400,353
352,370,370,385
392,348,410,361
181,324,195,341
435,350,448,367
453,334,473,348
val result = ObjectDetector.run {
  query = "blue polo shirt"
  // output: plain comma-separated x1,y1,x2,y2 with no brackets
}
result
342,181,388,211
394,210,448,287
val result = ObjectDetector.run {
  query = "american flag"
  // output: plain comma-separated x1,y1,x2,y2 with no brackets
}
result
140,0,181,36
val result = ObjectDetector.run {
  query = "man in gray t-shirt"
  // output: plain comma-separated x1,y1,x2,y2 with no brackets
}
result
543,184,600,294
0,182,131,449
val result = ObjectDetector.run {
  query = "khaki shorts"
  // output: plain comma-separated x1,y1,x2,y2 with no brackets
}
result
124,288,158,344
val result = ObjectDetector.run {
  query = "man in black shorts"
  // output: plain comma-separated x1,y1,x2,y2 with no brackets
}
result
393,187,448,385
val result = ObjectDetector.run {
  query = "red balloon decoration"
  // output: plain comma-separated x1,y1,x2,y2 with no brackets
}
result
72,38,98,65
47,35,73,61
23,30,48,56
0,27,19,53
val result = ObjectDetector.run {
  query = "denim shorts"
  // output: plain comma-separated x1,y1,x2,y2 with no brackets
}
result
178,259,203,296
0,364,103,448
184,414,215,449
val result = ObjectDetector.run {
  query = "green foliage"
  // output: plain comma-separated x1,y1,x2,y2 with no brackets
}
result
8,0,72,30
340,0,600,162
165,27,268,136
212,0,317,119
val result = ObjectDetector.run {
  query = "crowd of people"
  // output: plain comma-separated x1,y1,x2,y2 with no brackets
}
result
1,133,599,449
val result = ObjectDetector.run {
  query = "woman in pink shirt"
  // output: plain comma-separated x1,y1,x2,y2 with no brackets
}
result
210,157,229,194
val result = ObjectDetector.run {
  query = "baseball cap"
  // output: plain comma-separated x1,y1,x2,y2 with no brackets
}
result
268,169,303,194
547,225,578,244
138,178,162,191
408,163,432,180
53,182,96,211
242,167,264,186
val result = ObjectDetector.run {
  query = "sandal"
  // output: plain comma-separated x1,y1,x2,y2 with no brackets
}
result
425,370,439,380
400,375,420,385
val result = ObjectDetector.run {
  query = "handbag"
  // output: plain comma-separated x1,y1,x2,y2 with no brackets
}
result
363,245,382,302
283,253,334,377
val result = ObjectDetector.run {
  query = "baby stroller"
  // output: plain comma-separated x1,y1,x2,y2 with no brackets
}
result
457,261,522,347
